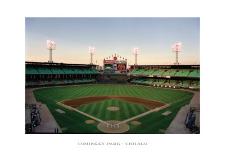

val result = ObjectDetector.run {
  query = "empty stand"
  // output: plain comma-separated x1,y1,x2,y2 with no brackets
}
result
25,62,99,87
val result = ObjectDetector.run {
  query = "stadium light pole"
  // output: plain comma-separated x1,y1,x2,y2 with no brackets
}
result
133,48,140,67
47,40,56,63
89,46,96,64
172,42,182,65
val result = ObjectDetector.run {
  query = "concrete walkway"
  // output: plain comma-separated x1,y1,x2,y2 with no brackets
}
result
25,88,62,133
166,90,200,134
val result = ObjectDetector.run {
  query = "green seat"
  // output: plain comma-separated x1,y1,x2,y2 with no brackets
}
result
167,70,177,76
188,70,200,78
182,80,191,88
36,67,52,74
62,68,75,74
26,67,39,75
51,68,64,74
174,70,190,77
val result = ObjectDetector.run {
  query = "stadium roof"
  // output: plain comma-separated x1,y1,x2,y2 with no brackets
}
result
129,64,200,69
26,61,98,67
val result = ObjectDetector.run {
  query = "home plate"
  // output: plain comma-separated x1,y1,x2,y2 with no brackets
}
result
162,111,172,116
56,109,65,114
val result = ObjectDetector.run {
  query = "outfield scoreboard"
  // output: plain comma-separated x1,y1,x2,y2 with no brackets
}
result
103,54,127,73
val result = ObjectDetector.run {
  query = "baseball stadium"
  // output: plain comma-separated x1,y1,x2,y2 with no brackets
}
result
25,18,200,134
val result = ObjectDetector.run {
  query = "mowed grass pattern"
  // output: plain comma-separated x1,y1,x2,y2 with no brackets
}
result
33,84,194,133
78,99,148,121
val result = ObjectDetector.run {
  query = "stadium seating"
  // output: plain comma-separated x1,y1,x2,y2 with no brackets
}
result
189,80,200,89
36,67,52,74
130,78,147,85
188,70,200,78
61,68,99,75
130,69,145,75
26,66,99,75
26,67,39,75
131,78,168,87
85,69,98,74
50,68,65,74
62,68,75,74
174,80,183,88
130,77,200,90
128,66,200,90
181,80,191,88
25,78,97,87
166,70,177,76
151,69,161,76
130,68,200,78
25,63,99,87
152,79,166,87
174,70,190,77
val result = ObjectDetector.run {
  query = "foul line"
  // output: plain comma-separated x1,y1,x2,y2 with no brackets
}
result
57,101,169,127
117,104,170,125
56,101,109,125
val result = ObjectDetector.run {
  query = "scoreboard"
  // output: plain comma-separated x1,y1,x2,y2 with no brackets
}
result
103,55,127,73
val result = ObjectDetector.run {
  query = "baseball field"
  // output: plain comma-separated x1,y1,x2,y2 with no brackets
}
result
33,84,193,133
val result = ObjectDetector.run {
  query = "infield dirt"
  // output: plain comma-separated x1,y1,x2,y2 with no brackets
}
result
63,96,165,109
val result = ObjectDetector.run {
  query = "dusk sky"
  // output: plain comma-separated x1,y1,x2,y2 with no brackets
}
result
25,17,200,66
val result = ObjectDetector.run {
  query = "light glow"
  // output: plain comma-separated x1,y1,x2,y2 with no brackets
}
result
47,40,56,50
172,42,182,52
88,46,96,53
133,48,140,54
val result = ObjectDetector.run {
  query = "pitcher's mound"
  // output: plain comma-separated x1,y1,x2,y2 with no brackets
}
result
130,121,141,126
107,106,120,111
85,120,96,124
97,120,129,133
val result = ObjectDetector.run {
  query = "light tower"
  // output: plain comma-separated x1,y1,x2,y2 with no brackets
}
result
172,42,182,65
88,46,96,64
133,47,140,66
47,40,56,63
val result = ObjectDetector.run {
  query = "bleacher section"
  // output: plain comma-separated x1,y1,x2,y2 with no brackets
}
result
189,80,200,89
188,70,200,78
26,67,39,75
130,78,200,89
130,68,200,78
25,79,97,87
174,70,190,77
129,65,200,90
36,67,52,74
51,68,65,74
26,62,99,87
26,67,98,75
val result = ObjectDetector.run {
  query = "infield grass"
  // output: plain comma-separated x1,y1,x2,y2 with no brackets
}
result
78,99,148,121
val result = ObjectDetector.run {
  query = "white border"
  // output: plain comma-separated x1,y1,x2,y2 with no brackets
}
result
1,0,225,155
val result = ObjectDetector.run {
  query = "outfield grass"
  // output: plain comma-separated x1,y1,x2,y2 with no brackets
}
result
33,84,193,133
